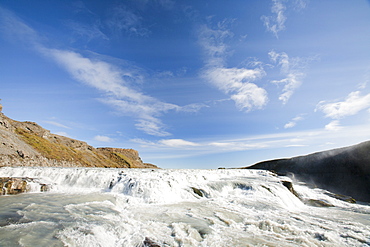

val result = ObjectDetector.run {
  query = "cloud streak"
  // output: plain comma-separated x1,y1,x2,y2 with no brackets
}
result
47,49,206,136
159,139,199,147
132,123,370,157
44,121,72,129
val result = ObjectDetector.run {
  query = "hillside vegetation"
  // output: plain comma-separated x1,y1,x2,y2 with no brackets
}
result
0,109,157,169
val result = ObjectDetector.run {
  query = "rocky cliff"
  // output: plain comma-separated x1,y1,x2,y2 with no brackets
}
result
0,109,158,169
245,141,370,202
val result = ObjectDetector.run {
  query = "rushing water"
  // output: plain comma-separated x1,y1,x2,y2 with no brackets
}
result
0,167,369,247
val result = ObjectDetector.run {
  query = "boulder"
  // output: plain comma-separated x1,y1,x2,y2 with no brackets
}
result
0,178,29,195
0,177,50,195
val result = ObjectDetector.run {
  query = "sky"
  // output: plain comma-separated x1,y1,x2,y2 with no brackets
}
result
1,0,370,169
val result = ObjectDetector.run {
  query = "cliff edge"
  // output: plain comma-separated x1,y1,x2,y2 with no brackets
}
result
245,141,370,203
0,108,158,169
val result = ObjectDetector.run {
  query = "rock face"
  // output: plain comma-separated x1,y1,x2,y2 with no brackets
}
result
0,177,50,195
0,111,158,169
246,141,370,202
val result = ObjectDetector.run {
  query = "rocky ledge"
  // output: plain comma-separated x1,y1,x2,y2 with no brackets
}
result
0,108,158,169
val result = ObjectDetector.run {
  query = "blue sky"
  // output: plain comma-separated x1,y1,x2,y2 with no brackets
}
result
1,0,370,169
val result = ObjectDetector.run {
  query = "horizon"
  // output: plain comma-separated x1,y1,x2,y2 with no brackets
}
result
1,1,370,169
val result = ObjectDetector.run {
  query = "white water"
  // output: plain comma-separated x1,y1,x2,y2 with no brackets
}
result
0,167,369,246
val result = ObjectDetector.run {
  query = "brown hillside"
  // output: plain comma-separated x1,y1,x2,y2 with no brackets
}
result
0,108,158,169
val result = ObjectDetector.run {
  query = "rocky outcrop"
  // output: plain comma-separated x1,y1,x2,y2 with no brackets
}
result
0,177,50,195
246,141,370,203
0,111,158,169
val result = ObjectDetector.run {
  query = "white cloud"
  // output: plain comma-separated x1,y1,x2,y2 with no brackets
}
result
55,132,70,137
209,142,233,148
44,49,206,136
325,120,343,131
284,114,305,129
159,139,199,147
284,122,296,129
272,73,303,103
132,124,370,160
0,7,208,136
262,0,308,38
94,135,114,143
47,49,145,101
203,67,268,111
198,24,233,67
135,119,171,137
269,50,307,104
316,91,370,119
199,22,268,111
44,121,71,129
284,115,305,129
293,0,308,10
261,0,287,38
204,67,263,93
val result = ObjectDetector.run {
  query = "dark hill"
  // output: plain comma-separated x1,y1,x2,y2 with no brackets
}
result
246,141,370,202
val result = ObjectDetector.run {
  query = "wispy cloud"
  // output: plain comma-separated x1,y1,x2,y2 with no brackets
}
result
132,123,370,157
135,118,171,137
284,114,304,129
261,0,287,38
325,120,343,131
44,121,72,129
357,67,370,90
106,4,149,37
202,67,268,111
269,50,310,104
198,23,233,67
316,90,370,131
54,132,70,137
0,7,205,136
261,0,308,38
199,22,268,111
159,139,199,147
65,20,109,43
316,91,370,119
0,7,41,49
47,49,205,136
94,135,114,143
65,2,148,42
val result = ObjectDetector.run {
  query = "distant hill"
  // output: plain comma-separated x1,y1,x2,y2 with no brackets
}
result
245,141,370,202
0,108,158,169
